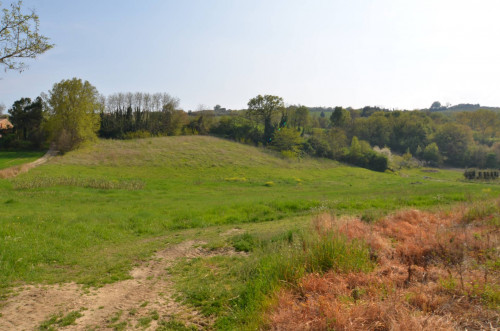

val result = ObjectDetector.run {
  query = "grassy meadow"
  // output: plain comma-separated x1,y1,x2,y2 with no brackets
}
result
0,150,45,170
1,136,499,328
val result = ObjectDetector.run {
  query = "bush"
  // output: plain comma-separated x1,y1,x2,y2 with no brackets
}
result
271,128,302,154
123,130,151,140
231,233,259,252
305,136,332,158
366,151,388,172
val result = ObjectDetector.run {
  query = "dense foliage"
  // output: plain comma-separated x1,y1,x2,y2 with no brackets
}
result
46,78,101,152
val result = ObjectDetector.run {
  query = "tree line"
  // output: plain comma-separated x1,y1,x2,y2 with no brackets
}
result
1,79,499,172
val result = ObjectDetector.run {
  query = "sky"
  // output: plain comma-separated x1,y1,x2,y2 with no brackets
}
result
1,0,500,111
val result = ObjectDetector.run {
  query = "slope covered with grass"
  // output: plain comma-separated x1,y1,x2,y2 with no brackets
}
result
0,136,499,294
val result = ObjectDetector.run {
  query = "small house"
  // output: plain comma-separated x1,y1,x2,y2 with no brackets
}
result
0,118,13,138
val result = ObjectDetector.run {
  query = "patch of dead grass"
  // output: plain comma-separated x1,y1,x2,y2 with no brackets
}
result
269,203,500,330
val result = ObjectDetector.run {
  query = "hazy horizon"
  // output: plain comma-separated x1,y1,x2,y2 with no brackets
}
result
1,0,500,111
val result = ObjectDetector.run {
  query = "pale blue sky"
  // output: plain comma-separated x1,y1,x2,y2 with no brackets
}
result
1,0,500,111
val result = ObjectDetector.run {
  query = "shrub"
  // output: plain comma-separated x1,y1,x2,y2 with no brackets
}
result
123,130,151,139
271,128,303,154
231,233,259,252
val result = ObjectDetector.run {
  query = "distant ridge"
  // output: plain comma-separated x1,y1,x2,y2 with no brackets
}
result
308,104,500,113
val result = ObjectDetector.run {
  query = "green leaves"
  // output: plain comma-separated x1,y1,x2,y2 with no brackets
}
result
0,1,53,72
47,78,101,152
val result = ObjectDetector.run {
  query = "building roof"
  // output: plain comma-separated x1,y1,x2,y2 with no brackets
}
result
0,118,13,130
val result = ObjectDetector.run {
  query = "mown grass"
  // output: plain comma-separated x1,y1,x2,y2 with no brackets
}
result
0,150,45,170
0,136,499,296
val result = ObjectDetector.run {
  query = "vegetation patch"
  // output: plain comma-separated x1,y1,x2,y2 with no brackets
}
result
157,318,197,331
1,136,499,296
170,217,373,329
38,309,83,330
269,203,500,330
11,176,145,190
231,233,259,252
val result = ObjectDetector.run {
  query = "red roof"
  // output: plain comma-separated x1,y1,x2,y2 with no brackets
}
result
0,119,13,130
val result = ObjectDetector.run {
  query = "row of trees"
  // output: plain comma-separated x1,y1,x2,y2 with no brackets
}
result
210,98,499,170
2,84,499,171
0,2,498,171
1,78,101,152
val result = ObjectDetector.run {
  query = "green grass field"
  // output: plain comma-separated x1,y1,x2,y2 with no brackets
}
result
1,136,499,326
0,150,46,170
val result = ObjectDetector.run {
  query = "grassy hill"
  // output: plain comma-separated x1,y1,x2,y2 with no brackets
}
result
1,136,499,314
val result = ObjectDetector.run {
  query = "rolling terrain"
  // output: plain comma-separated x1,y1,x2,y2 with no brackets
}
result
0,136,498,329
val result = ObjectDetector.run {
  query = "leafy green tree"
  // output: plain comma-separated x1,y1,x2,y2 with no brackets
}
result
325,128,348,159
330,106,351,128
389,112,431,154
456,109,499,143
247,95,284,145
491,142,500,168
467,144,490,168
422,142,441,166
434,123,473,166
8,96,44,144
0,0,53,72
163,109,188,136
485,153,497,169
415,145,423,158
305,135,332,158
46,78,101,152
289,105,309,130
346,136,387,171
430,101,444,111
353,112,391,147
348,136,363,164
271,127,303,156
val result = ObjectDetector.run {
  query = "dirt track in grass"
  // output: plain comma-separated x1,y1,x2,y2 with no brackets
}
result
0,149,58,179
0,240,242,330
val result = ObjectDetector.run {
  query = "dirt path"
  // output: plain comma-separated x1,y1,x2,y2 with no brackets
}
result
0,240,228,330
0,149,58,179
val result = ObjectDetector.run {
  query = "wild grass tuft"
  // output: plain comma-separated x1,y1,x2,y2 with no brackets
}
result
38,310,83,330
231,233,259,252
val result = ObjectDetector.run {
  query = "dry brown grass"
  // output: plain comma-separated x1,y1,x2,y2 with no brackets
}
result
269,204,500,330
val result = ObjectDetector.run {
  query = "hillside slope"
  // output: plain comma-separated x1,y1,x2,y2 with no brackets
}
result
0,135,498,296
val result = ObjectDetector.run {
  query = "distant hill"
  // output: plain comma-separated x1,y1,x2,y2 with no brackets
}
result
308,104,500,114
428,103,500,113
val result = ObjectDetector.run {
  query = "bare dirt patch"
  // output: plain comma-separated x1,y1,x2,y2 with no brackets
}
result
0,240,238,330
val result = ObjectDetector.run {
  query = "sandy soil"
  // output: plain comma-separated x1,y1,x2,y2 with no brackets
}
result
0,240,240,330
